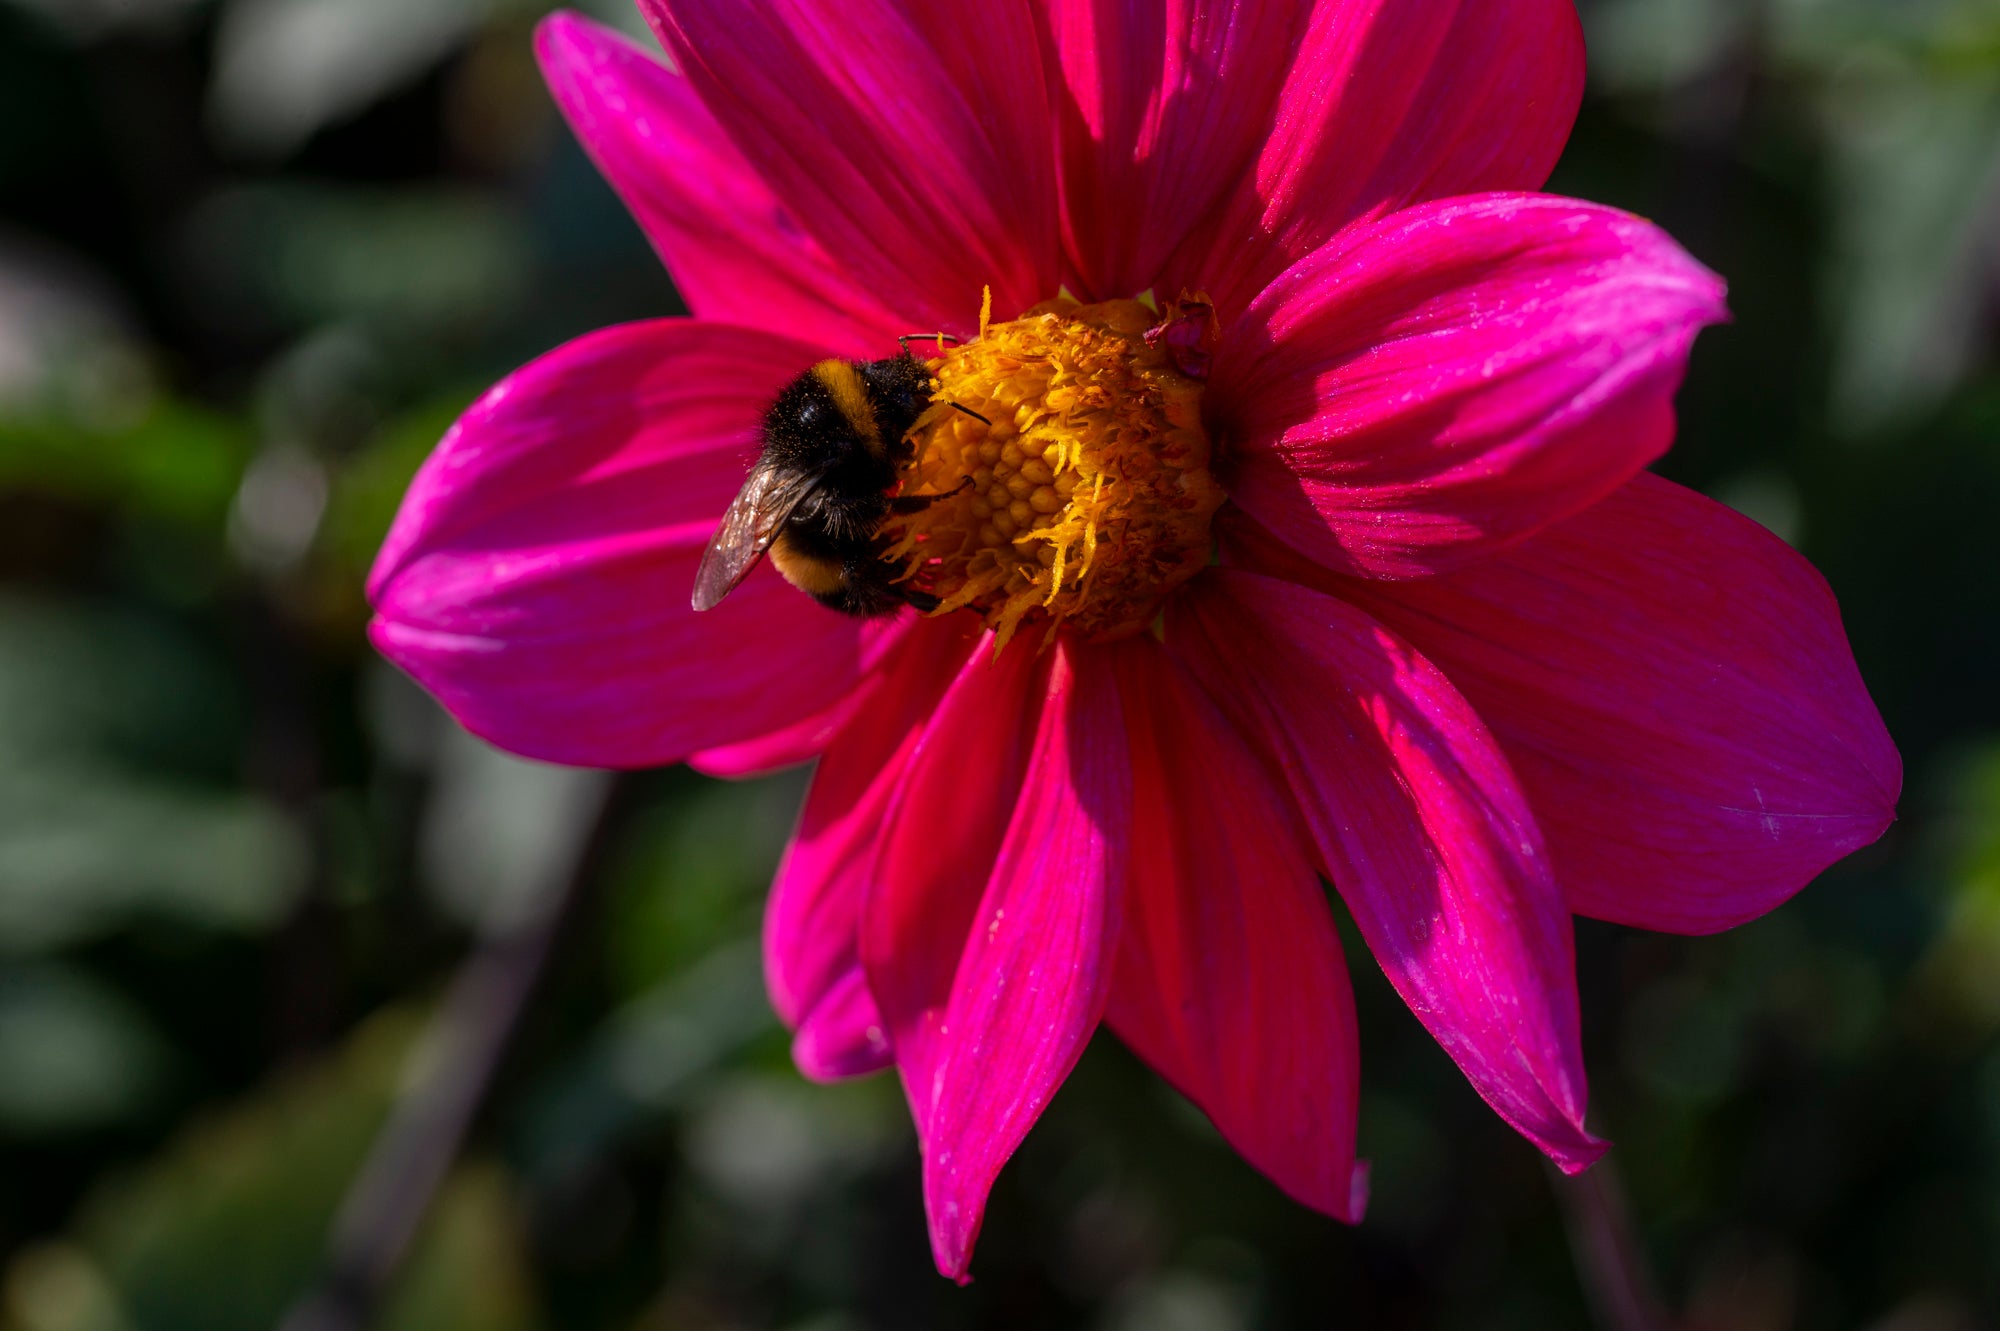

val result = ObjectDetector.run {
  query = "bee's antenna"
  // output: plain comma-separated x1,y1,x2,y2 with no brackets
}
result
887,475,975,515
946,401,991,426
898,332,962,355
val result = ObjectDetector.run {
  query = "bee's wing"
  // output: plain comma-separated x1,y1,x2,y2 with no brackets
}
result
691,462,817,611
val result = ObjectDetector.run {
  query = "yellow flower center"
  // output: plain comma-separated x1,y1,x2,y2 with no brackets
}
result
883,293,1226,649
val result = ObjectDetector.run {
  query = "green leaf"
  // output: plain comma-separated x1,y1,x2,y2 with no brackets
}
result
0,963,170,1135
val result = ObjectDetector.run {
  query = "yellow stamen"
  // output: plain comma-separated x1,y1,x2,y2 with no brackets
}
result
882,294,1226,650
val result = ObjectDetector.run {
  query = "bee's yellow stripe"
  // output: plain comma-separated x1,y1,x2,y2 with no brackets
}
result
770,535,845,596
811,360,880,449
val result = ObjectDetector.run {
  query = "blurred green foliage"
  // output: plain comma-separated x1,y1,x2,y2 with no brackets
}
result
0,0,1994,1327
2,1010,536,1331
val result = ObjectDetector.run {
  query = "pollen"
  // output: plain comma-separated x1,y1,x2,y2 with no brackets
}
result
882,293,1226,649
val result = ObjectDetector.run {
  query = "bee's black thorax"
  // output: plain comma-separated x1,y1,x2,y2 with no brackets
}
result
756,352,938,618
856,352,934,444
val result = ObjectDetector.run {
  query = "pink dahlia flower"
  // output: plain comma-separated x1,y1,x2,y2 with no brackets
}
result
368,0,1901,1280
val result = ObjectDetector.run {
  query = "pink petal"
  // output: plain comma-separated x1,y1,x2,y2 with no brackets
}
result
792,967,894,1083
1212,194,1728,580
534,14,899,359
859,637,1125,1280
764,618,984,1030
1186,0,1586,317
1170,571,1603,1171
895,1,1058,277
1104,640,1365,1222
368,319,903,768
861,636,1047,1074
1229,476,1901,934
641,0,1058,334
1038,0,1316,301
687,690,869,780
914,643,1132,1280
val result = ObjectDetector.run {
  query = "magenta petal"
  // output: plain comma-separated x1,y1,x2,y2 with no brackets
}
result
764,619,984,1031
1214,194,1728,580
862,637,1047,1072
1238,476,1901,933
1040,0,1314,301
368,319,903,768
913,643,1131,1280
895,1,1058,279
861,638,1126,1281
687,690,868,780
534,13,897,358
641,0,1058,333
859,635,1047,1272
1188,0,1585,316
1171,571,1603,1171
792,967,894,1083
693,620,970,778
1105,640,1365,1221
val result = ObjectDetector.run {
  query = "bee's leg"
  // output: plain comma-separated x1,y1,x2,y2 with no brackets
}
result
898,332,962,355
897,586,943,613
888,476,975,514
945,401,991,426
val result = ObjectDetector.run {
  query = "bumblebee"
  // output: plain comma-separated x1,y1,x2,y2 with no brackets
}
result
692,344,972,618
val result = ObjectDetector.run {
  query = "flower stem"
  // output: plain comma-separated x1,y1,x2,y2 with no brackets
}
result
1550,1159,1676,1331
278,772,630,1331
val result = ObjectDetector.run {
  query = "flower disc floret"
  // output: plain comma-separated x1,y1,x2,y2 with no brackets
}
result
883,295,1226,648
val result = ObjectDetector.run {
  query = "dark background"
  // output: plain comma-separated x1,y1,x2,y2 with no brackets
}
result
0,1,1996,1327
